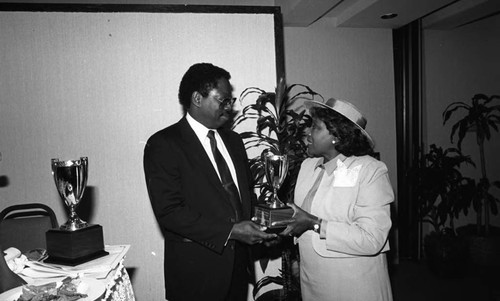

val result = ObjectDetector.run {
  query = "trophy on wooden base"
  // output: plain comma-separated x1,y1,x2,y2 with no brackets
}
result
45,157,108,265
252,149,294,233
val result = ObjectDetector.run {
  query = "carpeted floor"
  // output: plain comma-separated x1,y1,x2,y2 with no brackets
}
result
390,259,500,301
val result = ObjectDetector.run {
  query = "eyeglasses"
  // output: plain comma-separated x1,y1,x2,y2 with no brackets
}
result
214,97,236,108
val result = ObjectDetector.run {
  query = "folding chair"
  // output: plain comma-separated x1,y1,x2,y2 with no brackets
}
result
0,203,59,253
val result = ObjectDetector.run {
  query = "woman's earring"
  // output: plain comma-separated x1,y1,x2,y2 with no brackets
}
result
332,140,336,144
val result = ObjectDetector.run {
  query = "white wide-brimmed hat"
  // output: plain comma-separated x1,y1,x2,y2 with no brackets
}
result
306,98,373,145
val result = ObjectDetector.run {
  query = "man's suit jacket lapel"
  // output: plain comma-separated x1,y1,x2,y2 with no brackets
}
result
177,118,228,200
178,118,248,216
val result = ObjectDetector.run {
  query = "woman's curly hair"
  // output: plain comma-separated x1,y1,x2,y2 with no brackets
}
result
311,107,374,157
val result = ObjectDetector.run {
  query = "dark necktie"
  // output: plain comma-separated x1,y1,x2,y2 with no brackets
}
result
207,130,243,221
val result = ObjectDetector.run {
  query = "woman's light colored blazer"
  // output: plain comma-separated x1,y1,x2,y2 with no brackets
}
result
295,155,394,258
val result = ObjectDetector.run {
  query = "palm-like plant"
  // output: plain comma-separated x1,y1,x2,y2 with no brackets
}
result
231,78,322,301
416,145,476,276
443,93,500,236
232,78,322,203
417,144,475,234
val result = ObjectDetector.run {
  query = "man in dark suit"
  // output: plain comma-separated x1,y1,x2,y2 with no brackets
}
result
144,63,277,301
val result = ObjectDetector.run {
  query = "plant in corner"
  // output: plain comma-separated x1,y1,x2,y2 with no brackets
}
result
231,78,322,301
415,144,475,277
442,93,500,268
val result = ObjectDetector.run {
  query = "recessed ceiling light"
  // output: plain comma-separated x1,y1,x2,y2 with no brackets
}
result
381,13,398,20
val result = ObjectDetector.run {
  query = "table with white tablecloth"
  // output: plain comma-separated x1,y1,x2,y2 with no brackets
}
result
1,245,135,301
97,259,135,301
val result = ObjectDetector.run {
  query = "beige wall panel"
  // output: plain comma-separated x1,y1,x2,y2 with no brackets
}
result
0,10,277,300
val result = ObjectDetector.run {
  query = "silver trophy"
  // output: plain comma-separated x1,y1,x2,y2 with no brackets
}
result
263,149,288,208
47,156,107,265
51,157,88,231
252,149,294,232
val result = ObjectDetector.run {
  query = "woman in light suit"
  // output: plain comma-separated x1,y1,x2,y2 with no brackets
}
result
282,98,394,301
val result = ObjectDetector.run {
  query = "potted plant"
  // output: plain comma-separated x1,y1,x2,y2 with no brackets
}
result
232,79,321,204
416,144,475,277
442,94,500,269
231,78,322,301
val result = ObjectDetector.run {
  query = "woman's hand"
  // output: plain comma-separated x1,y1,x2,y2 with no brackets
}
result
280,203,320,237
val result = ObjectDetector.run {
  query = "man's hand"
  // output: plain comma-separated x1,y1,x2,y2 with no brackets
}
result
229,220,278,245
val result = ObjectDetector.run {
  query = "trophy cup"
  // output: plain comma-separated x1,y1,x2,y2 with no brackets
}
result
45,157,108,265
252,149,294,233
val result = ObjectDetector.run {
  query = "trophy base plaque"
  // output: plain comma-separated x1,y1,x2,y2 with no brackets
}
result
253,204,294,234
45,224,108,266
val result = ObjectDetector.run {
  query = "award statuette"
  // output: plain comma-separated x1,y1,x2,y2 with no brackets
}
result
252,149,294,233
45,157,108,265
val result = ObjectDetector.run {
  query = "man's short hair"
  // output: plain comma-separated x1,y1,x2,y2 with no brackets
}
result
178,63,231,114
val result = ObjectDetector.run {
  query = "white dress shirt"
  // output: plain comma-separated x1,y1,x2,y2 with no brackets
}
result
186,113,240,193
